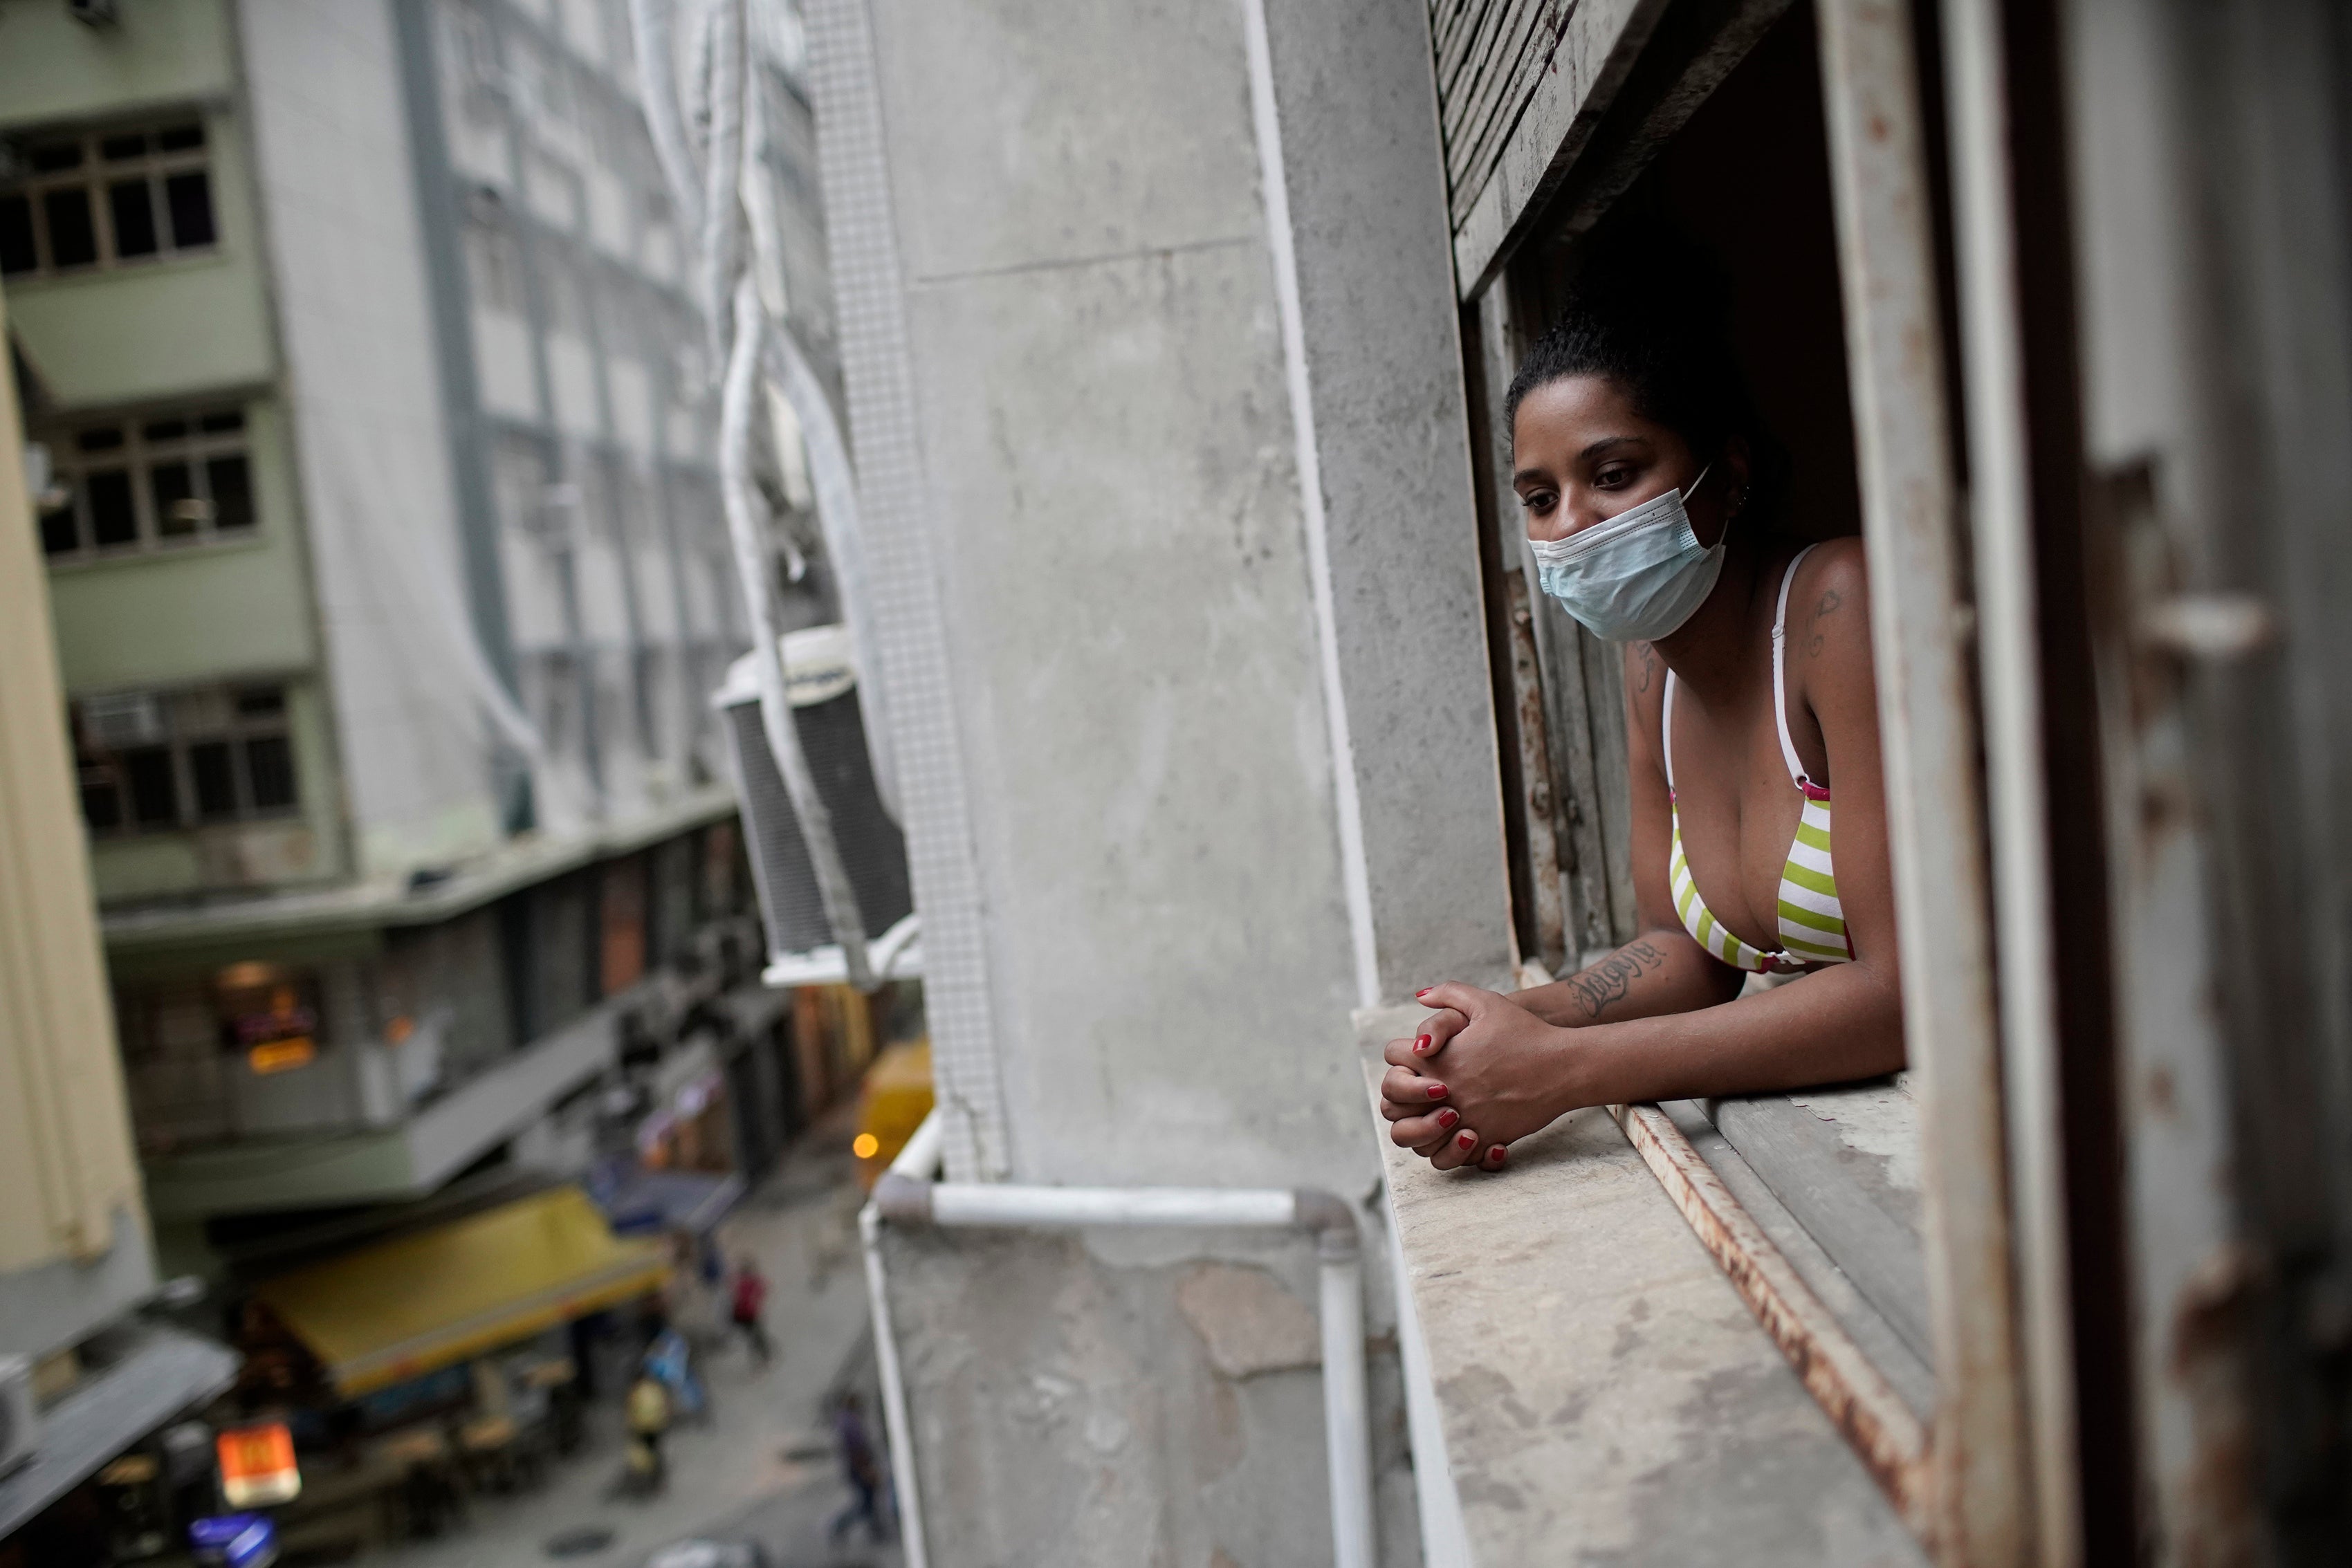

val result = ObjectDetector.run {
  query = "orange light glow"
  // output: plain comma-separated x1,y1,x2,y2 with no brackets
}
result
248,1037,317,1075
852,1133,880,1160
217,1422,300,1507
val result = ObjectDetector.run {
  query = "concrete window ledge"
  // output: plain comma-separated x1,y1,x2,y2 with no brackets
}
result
1356,1005,1928,1567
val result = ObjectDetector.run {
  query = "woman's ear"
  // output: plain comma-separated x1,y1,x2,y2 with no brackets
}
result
1725,434,1753,508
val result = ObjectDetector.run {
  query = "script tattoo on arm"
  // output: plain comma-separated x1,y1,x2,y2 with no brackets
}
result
1633,640,1657,693
1568,939,1665,1020
1805,587,1844,658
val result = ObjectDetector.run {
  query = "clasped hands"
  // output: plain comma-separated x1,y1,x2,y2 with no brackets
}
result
1379,981,1579,1173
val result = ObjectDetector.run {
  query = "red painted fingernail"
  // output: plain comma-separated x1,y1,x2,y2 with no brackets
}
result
1414,1034,1432,1053
1415,988,1431,999
1456,1131,1477,1150
1436,1109,1459,1130
1426,1082,1448,1100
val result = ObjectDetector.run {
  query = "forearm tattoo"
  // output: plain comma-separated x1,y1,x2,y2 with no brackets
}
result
1568,940,1664,1020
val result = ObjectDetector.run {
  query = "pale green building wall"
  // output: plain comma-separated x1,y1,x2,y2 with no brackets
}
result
0,0,235,123
3,0,345,903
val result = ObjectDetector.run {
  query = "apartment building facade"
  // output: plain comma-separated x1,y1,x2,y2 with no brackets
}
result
1,0,823,1265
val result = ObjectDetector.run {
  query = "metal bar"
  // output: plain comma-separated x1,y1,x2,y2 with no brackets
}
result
1812,0,2034,1559
1319,1253,1376,1568
924,1185,1298,1230
1937,1,2080,1560
1610,1101,1936,1539
865,1118,1376,1568
858,1203,928,1568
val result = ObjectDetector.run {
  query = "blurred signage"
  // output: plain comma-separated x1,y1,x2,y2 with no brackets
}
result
246,1037,315,1075
214,1423,299,1507
189,1511,278,1567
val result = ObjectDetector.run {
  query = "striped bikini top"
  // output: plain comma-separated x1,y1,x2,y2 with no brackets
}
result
1664,544,1855,973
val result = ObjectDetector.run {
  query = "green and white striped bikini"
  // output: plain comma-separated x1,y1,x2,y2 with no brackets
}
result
1664,544,1855,972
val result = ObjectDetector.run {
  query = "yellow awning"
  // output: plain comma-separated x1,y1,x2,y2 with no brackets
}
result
252,1186,668,1398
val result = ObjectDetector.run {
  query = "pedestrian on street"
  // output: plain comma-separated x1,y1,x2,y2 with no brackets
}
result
729,1255,773,1366
826,1391,891,1544
625,1364,672,1495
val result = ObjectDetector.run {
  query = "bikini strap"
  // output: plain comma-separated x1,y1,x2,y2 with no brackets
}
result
1662,670,1678,795
1770,544,1822,790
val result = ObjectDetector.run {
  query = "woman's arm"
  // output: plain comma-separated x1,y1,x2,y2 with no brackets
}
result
1381,634,1738,1155
1384,546,1903,1170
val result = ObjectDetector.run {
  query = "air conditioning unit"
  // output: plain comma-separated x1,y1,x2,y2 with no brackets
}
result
82,690,165,749
0,1354,37,1479
715,625,919,988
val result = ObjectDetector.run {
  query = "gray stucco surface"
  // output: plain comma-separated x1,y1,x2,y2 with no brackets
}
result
883,1221,1420,1568
851,0,1519,1558
1260,0,1515,1004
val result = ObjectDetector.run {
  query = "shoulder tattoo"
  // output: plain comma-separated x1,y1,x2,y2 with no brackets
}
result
1805,586,1844,658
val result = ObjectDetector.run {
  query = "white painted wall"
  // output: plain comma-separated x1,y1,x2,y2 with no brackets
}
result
239,0,504,875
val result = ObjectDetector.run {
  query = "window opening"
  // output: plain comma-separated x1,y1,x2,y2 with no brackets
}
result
0,117,216,279
36,406,255,560
74,681,300,836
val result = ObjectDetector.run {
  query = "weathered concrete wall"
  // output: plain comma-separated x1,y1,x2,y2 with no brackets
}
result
885,1223,1420,1568
840,0,1505,1557
874,0,1371,1190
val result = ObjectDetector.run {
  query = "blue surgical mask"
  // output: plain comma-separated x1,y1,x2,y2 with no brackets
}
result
1527,465,1720,642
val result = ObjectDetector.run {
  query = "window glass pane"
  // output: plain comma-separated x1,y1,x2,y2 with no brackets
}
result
245,735,296,811
109,178,159,259
100,132,147,161
143,418,187,442
0,194,35,275
40,499,77,555
124,746,178,827
199,410,245,433
163,171,214,250
82,777,122,833
87,470,138,546
151,461,201,537
28,142,82,173
42,187,97,268
77,427,125,452
156,124,205,152
208,454,255,531
190,741,238,820
235,687,285,717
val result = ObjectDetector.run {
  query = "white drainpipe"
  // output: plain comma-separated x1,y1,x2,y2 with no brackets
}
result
858,1112,1377,1568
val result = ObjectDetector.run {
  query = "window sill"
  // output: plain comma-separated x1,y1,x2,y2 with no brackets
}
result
1,246,232,295
44,527,273,575
1357,1004,1928,1566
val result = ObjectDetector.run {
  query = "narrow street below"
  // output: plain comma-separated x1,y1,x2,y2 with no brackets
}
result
365,1107,901,1568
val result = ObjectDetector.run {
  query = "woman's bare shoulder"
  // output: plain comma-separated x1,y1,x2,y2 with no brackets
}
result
1788,537,1877,726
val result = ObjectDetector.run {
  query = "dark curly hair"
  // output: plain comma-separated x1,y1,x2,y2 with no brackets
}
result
1505,232,1783,522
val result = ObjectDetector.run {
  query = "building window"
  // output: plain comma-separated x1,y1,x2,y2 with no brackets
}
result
464,212,524,315
37,407,255,560
75,683,300,837
0,118,217,279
